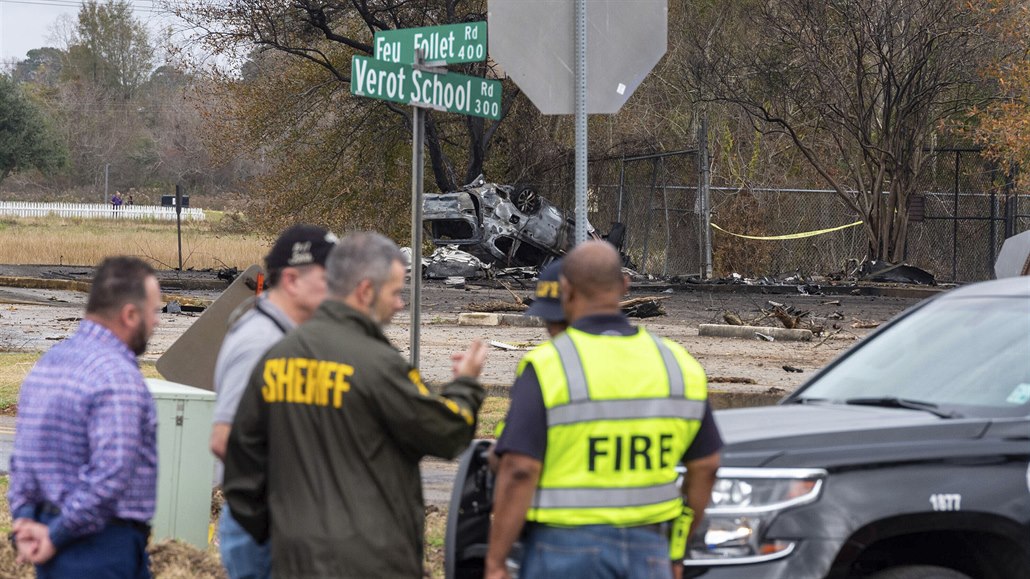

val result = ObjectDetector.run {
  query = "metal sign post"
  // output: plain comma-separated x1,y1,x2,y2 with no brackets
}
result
409,50,427,368
352,24,495,367
574,0,588,245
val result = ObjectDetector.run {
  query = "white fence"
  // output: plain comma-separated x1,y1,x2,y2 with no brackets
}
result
0,202,205,221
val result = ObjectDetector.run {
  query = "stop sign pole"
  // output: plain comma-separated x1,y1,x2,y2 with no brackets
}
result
574,0,588,244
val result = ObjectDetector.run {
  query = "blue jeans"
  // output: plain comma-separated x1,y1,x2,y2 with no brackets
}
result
520,523,673,579
33,512,150,579
218,505,271,579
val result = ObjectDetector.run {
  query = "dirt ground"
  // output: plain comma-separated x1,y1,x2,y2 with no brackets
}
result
0,264,931,396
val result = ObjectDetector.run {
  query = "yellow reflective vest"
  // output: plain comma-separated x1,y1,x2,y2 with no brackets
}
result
520,327,708,526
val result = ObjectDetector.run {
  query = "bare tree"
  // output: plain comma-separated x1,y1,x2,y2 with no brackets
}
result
686,0,1000,262
172,0,517,193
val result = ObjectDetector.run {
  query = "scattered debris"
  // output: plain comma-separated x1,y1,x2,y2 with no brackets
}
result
765,387,787,395
216,267,239,284
860,260,936,285
467,300,528,313
815,327,849,347
755,332,775,342
827,311,845,320
443,277,466,288
620,296,667,318
822,300,841,306
851,319,880,329
708,376,757,384
56,317,80,322
488,341,523,351
769,304,809,329
782,365,804,373
165,301,182,314
424,246,490,279
722,311,744,326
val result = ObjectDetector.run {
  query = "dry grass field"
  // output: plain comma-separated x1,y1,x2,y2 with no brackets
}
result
0,216,270,270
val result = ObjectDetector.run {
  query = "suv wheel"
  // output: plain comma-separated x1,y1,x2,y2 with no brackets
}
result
868,565,972,579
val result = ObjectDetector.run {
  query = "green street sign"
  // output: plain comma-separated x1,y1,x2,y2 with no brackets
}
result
374,22,487,65
351,55,501,120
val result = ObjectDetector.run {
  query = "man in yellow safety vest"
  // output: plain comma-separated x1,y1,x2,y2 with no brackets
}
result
485,240,722,579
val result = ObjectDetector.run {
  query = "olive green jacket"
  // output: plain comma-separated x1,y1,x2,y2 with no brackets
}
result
224,300,484,578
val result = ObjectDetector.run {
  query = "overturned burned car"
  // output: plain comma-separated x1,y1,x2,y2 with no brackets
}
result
423,177,608,268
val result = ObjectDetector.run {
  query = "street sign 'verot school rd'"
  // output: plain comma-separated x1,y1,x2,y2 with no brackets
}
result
374,22,487,65
351,55,501,120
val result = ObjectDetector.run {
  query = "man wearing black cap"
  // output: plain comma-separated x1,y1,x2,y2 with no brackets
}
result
526,259,568,338
210,224,337,579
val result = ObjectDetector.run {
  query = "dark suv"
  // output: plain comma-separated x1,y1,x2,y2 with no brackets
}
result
684,277,1030,578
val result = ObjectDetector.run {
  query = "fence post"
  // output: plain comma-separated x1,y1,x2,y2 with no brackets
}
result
1004,168,1016,238
698,106,713,279
952,151,959,281
990,189,998,272
641,159,658,273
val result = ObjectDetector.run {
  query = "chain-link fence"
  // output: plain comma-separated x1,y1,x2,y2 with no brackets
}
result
528,150,703,276
525,148,1030,282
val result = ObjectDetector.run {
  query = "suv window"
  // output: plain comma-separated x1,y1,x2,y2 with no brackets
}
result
799,295,1030,417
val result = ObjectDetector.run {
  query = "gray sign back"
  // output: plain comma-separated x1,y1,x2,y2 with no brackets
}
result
156,264,263,391
487,0,667,114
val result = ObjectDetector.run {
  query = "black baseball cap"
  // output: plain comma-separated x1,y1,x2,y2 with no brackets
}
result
525,259,565,322
265,224,338,270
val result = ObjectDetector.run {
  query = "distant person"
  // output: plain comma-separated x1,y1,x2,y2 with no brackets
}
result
486,241,722,579
224,231,488,578
127,194,134,206
211,224,337,579
112,191,123,211
8,256,162,578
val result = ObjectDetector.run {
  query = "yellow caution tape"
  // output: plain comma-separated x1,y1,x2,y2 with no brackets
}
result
711,220,863,240
209,522,216,544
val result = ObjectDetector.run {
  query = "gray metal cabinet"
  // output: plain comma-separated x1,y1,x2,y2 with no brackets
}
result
146,378,215,548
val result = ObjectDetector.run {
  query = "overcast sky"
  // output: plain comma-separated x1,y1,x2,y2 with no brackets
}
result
0,0,176,64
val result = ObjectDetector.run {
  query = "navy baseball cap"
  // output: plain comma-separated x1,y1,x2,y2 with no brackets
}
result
526,259,565,322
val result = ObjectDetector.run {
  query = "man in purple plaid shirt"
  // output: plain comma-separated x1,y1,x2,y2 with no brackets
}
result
8,256,162,578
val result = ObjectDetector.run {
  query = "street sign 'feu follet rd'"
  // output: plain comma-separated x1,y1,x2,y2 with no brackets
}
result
374,22,487,65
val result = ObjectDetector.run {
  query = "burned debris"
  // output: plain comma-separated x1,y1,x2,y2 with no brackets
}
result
423,176,627,270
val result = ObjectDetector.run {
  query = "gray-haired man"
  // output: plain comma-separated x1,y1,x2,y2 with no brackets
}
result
224,231,488,578
211,224,337,579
